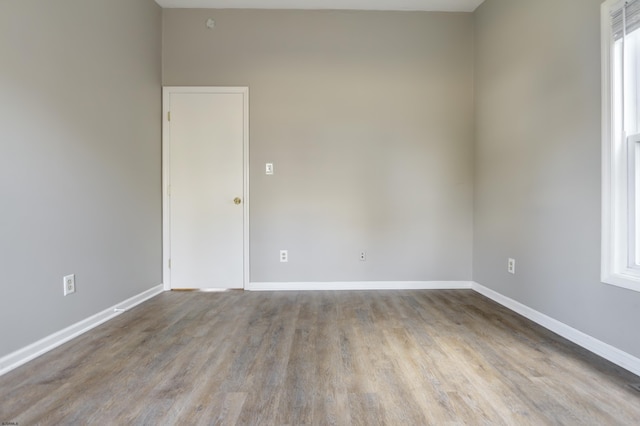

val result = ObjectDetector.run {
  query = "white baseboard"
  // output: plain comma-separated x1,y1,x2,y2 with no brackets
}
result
472,282,640,377
5,281,638,380
247,281,473,291
0,284,164,377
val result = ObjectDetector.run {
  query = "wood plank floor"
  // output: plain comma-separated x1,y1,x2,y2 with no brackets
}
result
1,290,639,425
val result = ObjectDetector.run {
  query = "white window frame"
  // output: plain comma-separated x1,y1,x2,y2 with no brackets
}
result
602,0,640,292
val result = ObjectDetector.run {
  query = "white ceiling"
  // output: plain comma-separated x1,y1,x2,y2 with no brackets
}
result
154,0,486,13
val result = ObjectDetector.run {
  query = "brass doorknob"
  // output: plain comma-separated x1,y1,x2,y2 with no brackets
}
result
234,197,242,205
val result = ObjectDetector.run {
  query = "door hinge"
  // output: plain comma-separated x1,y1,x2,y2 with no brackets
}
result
168,259,171,269
167,111,171,121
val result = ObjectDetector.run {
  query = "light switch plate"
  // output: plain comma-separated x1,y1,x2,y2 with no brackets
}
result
266,163,274,175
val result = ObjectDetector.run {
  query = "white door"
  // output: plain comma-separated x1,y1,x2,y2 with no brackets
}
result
163,87,248,290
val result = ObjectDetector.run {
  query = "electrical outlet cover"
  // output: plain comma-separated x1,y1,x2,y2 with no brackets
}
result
64,274,76,296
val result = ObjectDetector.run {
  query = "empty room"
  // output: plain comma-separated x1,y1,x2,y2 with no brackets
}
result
1,0,640,424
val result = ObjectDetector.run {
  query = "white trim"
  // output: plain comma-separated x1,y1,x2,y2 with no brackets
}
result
472,282,640,377
162,88,171,291
602,0,616,287
154,0,486,13
601,0,640,293
247,281,473,291
4,281,639,381
243,89,250,291
162,86,250,291
0,284,164,377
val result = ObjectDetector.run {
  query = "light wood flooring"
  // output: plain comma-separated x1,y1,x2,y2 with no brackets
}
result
1,290,639,425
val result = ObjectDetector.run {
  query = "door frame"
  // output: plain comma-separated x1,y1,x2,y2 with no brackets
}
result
162,86,250,290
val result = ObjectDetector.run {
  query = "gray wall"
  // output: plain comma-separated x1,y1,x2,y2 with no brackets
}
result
0,0,162,358
7,0,633,368
474,0,640,358
163,9,475,283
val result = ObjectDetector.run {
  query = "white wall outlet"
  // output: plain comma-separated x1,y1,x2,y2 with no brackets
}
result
280,250,288,263
360,251,366,261
507,258,516,274
266,163,274,175
63,274,76,296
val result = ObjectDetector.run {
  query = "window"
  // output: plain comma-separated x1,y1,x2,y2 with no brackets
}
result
602,0,640,292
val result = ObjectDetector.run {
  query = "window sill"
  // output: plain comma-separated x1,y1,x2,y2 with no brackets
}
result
602,271,640,293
